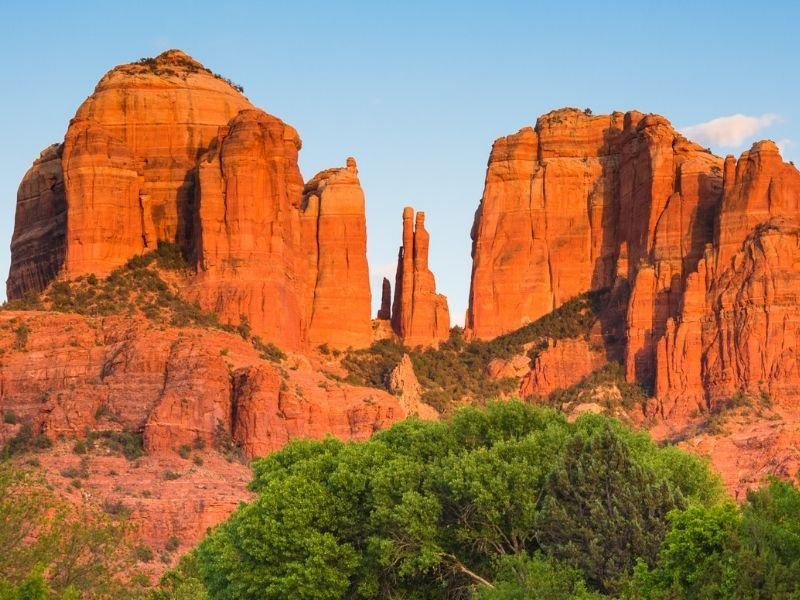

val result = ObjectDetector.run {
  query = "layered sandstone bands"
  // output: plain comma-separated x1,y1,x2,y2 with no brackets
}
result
301,157,372,349
657,142,800,416
0,311,411,457
391,207,450,346
7,50,376,351
469,108,800,419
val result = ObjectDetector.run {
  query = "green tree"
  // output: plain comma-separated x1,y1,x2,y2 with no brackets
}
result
629,480,800,599
0,464,133,598
535,424,685,595
474,553,603,600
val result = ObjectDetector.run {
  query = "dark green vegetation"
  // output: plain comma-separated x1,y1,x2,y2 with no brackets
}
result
1,242,286,363
0,423,52,459
157,401,761,599
2,242,225,328
0,465,145,599
544,362,649,413
342,290,610,412
1,423,144,463
629,479,800,598
133,52,245,92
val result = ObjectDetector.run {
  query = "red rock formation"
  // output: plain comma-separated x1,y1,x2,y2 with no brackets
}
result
377,277,392,320
8,50,377,353
301,158,372,349
189,109,307,349
466,108,731,417
657,142,800,416
7,49,253,298
467,108,723,357
521,339,607,397
6,144,66,299
71,49,254,253
0,310,419,562
391,207,450,346
466,111,625,340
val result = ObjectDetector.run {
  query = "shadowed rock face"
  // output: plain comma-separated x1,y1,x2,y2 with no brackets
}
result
7,50,375,352
391,207,450,347
657,142,800,417
377,277,392,320
7,144,66,300
469,108,800,418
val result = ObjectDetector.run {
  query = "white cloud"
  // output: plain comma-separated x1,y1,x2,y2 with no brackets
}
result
682,113,780,148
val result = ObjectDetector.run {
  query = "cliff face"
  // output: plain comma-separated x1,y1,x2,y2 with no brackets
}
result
301,158,372,350
391,207,450,347
657,142,800,416
189,109,307,349
469,108,800,418
7,144,66,300
466,109,723,351
6,50,376,352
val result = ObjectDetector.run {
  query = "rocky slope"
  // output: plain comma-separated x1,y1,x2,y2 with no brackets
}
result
0,309,425,560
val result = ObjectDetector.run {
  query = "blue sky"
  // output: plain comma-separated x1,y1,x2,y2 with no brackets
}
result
1,1,798,322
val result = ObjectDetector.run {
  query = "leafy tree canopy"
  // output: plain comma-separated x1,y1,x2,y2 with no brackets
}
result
189,401,721,599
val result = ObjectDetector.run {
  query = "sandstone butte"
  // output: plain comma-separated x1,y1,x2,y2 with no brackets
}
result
6,49,384,351
468,107,800,424
390,207,451,346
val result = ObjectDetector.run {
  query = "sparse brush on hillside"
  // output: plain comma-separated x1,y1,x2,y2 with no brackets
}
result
543,362,649,413
1,242,289,363
3,242,230,330
133,52,245,92
341,290,610,412
0,464,142,598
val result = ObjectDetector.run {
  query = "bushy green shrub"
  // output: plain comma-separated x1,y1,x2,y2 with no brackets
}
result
252,336,286,362
87,430,144,461
1,423,52,458
188,402,719,599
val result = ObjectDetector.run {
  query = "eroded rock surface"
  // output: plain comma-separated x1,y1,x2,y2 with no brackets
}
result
391,207,450,346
